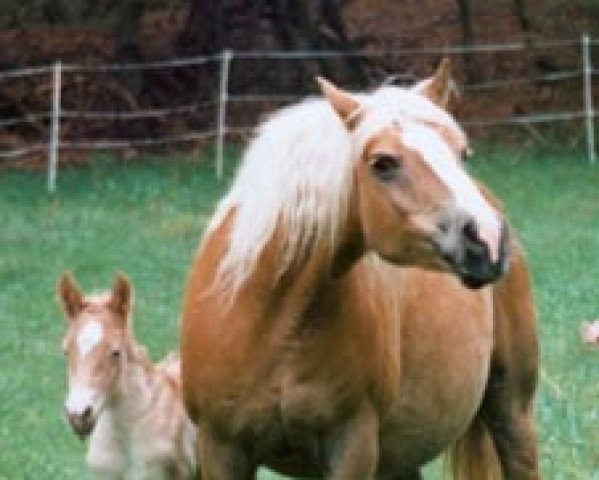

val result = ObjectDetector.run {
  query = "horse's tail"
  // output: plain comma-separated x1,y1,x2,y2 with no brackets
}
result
450,415,503,480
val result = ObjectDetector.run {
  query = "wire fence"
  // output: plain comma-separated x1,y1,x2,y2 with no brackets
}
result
0,35,596,191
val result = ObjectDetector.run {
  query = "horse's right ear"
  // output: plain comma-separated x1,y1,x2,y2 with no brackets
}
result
109,273,133,319
58,272,84,319
316,76,362,128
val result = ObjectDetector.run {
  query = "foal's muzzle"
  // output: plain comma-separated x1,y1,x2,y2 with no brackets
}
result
438,212,510,289
66,407,96,440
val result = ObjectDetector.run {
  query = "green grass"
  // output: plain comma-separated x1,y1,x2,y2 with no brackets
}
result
1,148,599,478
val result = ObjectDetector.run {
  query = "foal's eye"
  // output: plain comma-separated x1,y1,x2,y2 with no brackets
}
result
369,154,401,181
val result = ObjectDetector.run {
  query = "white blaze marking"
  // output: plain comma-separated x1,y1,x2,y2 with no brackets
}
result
65,383,99,415
77,321,104,359
401,123,502,260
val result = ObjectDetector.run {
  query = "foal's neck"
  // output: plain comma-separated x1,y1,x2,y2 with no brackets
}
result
109,342,157,423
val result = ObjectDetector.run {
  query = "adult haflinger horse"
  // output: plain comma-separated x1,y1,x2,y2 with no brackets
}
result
181,59,540,479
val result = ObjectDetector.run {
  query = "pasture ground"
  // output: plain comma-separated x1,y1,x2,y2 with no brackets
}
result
1,148,598,479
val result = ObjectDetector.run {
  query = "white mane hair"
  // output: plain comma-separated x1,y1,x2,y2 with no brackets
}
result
352,86,466,156
205,85,465,296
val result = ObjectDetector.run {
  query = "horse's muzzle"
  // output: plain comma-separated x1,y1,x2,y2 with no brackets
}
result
66,407,96,440
440,217,510,289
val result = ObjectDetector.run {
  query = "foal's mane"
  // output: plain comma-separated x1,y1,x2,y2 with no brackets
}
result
206,86,464,296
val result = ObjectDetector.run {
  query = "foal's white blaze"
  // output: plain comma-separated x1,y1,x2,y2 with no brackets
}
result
401,123,502,261
65,383,100,415
77,320,104,359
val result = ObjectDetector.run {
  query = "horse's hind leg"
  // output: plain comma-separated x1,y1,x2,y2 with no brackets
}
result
480,244,541,479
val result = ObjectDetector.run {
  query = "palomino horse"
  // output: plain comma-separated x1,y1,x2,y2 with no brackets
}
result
59,273,196,479
181,59,540,479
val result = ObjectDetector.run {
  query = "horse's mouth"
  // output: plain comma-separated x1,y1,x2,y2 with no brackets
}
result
459,273,494,289
437,222,510,290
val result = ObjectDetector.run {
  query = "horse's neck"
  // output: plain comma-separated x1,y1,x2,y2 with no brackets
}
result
108,344,158,426
237,232,342,327
208,200,363,325
190,208,406,412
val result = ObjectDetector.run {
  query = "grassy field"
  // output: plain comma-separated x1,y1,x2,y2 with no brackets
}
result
1,148,599,479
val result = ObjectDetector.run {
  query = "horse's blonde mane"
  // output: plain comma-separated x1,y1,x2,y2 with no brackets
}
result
207,98,353,295
206,86,466,296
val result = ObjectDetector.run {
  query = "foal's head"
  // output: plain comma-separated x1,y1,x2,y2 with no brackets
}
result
58,273,134,438
319,59,508,288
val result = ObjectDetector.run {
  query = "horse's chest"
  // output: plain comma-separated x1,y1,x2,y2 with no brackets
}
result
220,340,364,465
378,283,494,469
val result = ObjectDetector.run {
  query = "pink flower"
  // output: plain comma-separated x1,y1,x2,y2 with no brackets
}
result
581,320,599,345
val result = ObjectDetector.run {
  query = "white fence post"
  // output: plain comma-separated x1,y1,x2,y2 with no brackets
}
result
582,34,595,164
216,50,233,179
47,60,62,192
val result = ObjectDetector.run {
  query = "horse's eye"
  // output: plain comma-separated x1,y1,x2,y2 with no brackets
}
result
370,154,401,181
110,349,121,360
461,148,473,162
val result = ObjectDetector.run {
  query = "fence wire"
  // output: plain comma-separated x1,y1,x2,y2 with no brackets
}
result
0,36,595,188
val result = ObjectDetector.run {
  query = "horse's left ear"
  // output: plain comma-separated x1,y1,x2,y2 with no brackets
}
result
109,273,133,320
316,76,362,128
412,57,459,110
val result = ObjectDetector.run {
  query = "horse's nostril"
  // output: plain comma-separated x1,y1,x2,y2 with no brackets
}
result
82,406,92,420
461,219,478,243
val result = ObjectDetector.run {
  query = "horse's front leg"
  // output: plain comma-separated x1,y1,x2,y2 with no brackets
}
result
481,245,541,480
196,426,255,480
326,401,379,480
481,388,540,480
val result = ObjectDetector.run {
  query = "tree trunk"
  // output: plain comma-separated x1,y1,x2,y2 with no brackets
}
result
512,0,530,32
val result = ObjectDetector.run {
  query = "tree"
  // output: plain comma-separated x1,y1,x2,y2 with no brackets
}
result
176,0,366,89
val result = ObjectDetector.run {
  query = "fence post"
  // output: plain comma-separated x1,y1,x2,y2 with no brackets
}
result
216,50,233,179
582,34,595,164
47,60,62,192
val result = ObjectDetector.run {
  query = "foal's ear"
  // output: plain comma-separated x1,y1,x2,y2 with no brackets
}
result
58,272,84,319
109,273,133,319
316,77,361,128
411,57,458,110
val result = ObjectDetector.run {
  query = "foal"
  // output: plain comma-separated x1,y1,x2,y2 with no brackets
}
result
59,273,196,479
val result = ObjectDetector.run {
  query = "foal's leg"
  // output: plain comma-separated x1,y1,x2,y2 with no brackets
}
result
481,247,541,480
326,401,379,480
196,427,255,480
